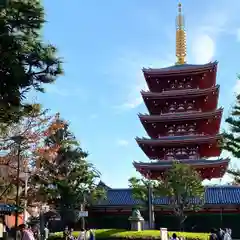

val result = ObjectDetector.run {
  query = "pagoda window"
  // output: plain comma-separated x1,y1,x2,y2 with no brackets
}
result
175,148,187,159
178,82,184,89
188,124,196,135
189,148,198,159
176,125,184,133
169,104,176,112
165,149,174,160
176,126,181,132
187,103,194,111
168,126,175,136
177,104,185,112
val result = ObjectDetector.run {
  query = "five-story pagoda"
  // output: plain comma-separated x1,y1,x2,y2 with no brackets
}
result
133,3,229,180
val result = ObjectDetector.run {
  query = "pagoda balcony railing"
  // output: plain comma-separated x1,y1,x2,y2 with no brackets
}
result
162,108,202,115
158,133,207,138
164,83,193,91
141,109,202,116
163,131,199,137
164,154,200,160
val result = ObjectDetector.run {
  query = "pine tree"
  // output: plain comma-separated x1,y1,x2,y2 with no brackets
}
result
0,0,62,124
223,93,240,183
31,121,105,226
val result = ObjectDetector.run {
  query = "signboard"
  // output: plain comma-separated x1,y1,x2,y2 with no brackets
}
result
79,211,88,217
160,228,168,240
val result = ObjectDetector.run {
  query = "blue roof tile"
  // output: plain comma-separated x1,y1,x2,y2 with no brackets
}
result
95,186,240,206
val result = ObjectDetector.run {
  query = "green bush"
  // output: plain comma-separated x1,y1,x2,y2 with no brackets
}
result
49,229,209,240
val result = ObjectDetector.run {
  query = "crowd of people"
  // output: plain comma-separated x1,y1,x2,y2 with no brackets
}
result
63,227,95,240
169,228,232,240
210,228,232,240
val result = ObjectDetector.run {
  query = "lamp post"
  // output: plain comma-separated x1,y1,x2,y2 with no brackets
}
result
23,161,29,224
147,173,154,229
220,178,223,228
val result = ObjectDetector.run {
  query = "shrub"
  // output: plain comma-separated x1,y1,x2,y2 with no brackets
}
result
49,229,209,240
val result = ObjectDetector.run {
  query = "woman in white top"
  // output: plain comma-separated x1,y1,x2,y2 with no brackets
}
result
223,229,232,240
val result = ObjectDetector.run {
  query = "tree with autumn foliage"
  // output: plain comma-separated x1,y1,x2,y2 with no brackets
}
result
222,93,240,184
0,104,64,204
129,162,204,230
0,0,62,124
31,120,105,226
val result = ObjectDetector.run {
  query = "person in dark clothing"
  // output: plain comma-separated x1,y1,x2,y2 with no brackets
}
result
63,226,69,240
216,228,225,240
210,229,218,240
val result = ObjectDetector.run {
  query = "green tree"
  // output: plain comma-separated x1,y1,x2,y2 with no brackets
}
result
128,177,158,219
129,162,204,230
31,121,105,225
0,0,62,124
222,93,240,183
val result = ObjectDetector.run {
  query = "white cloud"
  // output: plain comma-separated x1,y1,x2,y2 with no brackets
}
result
120,76,147,110
191,34,215,64
115,55,173,111
117,139,129,146
189,2,240,65
113,1,240,112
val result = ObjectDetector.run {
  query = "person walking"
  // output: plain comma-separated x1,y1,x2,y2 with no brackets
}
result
223,229,232,240
77,228,86,240
18,224,35,240
210,229,218,240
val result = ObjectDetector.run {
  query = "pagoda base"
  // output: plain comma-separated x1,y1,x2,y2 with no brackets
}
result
133,158,230,180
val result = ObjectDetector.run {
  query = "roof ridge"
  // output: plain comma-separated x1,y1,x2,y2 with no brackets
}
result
107,186,237,191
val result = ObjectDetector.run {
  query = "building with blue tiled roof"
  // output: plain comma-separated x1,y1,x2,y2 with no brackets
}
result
88,185,240,237
94,186,240,207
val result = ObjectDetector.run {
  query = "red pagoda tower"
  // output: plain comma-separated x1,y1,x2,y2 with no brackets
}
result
133,3,230,180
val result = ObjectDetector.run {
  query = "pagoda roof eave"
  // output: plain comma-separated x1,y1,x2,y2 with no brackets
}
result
139,108,223,122
142,61,218,76
133,158,230,169
136,134,222,145
141,85,219,99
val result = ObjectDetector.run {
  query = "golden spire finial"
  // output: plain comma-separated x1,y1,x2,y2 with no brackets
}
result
176,1,187,65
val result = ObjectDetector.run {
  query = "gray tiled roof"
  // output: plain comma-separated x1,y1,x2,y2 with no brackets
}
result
95,186,240,206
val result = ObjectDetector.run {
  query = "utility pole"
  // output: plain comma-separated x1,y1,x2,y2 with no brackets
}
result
11,135,24,240
23,160,28,224
148,181,154,229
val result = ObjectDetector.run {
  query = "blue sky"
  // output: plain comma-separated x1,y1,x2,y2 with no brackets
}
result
35,0,240,187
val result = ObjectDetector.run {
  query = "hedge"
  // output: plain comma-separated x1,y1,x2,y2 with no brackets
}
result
49,229,209,240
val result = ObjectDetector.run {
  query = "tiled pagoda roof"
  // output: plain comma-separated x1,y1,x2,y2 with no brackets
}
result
133,158,230,168
95,186,240,206
139,109,222,122
136,134,222,145
141,85,219,98
142,61,217,75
